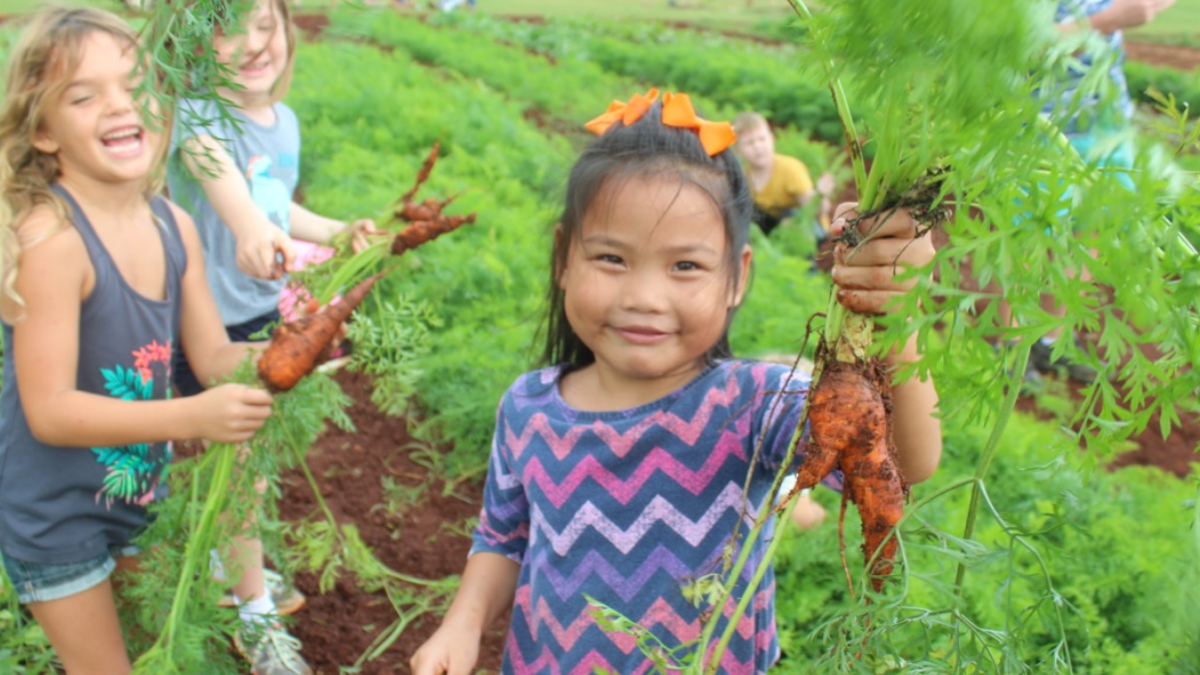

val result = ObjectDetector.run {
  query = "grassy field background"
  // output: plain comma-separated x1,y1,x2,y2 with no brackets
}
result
1,0,1196,42
1128,0,1200,40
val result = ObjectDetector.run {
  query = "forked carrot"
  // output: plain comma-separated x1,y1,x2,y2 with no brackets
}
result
391,214,477,256
397,141,440,206
796,359,906,593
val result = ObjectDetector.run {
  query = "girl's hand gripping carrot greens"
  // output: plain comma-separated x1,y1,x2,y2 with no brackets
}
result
347,218,385,253
829,202,935,316
186,383,274,444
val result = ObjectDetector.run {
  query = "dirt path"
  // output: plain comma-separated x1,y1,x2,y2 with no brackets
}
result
279,369,507,675
1126,40,1200,71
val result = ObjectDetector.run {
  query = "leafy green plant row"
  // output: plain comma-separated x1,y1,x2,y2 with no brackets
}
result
1125,59,1200,109
327,7,641,135
323,10,844,181
288,37,571,477
774,410,1200,674
429,11,845,142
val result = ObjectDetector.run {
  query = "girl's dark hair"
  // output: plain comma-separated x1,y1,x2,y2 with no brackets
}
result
540,99,753,371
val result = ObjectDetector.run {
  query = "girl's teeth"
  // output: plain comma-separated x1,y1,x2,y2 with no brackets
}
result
102,129,142,148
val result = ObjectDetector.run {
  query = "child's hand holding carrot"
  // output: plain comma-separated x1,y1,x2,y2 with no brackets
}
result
346,218,385,253
187,383,274,443
829,202,942,486
233,221,296,281
829,202,934,316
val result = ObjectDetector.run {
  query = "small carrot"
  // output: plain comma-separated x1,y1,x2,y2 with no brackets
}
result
390,213,476,256
398,201,437,223
398,141,440,206
257,272,384,392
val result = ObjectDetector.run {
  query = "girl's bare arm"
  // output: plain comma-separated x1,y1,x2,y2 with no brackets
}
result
289,202,378,252
179,134,296,279
13,206,272,447
171,201,266,385
828,203,943,484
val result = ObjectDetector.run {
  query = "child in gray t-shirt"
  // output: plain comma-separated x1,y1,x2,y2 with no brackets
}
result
166,0,378,673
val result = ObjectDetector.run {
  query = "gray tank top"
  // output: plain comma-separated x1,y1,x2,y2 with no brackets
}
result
0,186,186,564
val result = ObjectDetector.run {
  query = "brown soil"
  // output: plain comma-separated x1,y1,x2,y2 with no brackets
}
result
292,13,331,42
278,369,508,675
1125,40,1200,71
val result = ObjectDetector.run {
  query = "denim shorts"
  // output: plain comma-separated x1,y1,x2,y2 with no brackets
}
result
2,543,141,605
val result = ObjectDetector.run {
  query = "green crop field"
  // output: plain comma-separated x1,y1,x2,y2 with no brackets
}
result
1,2,1199,674
1129,0,1200,40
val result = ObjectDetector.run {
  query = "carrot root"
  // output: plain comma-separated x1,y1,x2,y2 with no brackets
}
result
800,359,906,594
256,272,384,392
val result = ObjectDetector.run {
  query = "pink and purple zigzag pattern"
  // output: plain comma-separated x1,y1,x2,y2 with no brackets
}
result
532,482,753,556
521,439,750,508
504,371,756,463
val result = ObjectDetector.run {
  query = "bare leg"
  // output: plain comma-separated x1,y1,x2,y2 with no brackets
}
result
228,473,269,605
29,578,132,675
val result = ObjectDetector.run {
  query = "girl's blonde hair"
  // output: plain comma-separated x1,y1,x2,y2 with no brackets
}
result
267,0,297,103
0,5,151,321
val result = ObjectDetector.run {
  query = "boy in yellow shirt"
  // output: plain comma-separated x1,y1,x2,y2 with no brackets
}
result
732,112,833,238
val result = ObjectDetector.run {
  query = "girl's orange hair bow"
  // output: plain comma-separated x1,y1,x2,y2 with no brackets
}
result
585,89,737,157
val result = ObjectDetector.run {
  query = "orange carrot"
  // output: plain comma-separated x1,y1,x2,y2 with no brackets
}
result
390,213,476,256
398,141,440,206
256,272,384,392
398,201,437,223
791,359,906,593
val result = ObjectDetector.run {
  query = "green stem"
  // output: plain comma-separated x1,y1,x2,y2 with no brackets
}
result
283,419,446,589
695,365,818,674
139,443,237,672
786,0,868,197
696,443,802,675
951,345,1029,595
706,504,794,673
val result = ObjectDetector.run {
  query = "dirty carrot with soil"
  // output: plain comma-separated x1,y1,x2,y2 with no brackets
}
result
390,142,478,253
390,214,477,256
799,351,907,593
257,271,385,392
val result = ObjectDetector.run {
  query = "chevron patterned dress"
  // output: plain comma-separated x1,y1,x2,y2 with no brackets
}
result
473,360,843,675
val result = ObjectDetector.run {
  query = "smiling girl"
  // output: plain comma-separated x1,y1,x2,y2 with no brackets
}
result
162,0,383,671
410,90,942,675
0,7,275,674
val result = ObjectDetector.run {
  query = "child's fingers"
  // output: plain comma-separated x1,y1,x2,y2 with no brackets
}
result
835,236,930,268
410,653,448,675
237,385,275,408
830,204,922,241
275,235,298,275
355,218,383,235
835,288,906,315
857,208,921,240
829,202,859,236
831,262,920,296
244,242,275,280
351,231,371,254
